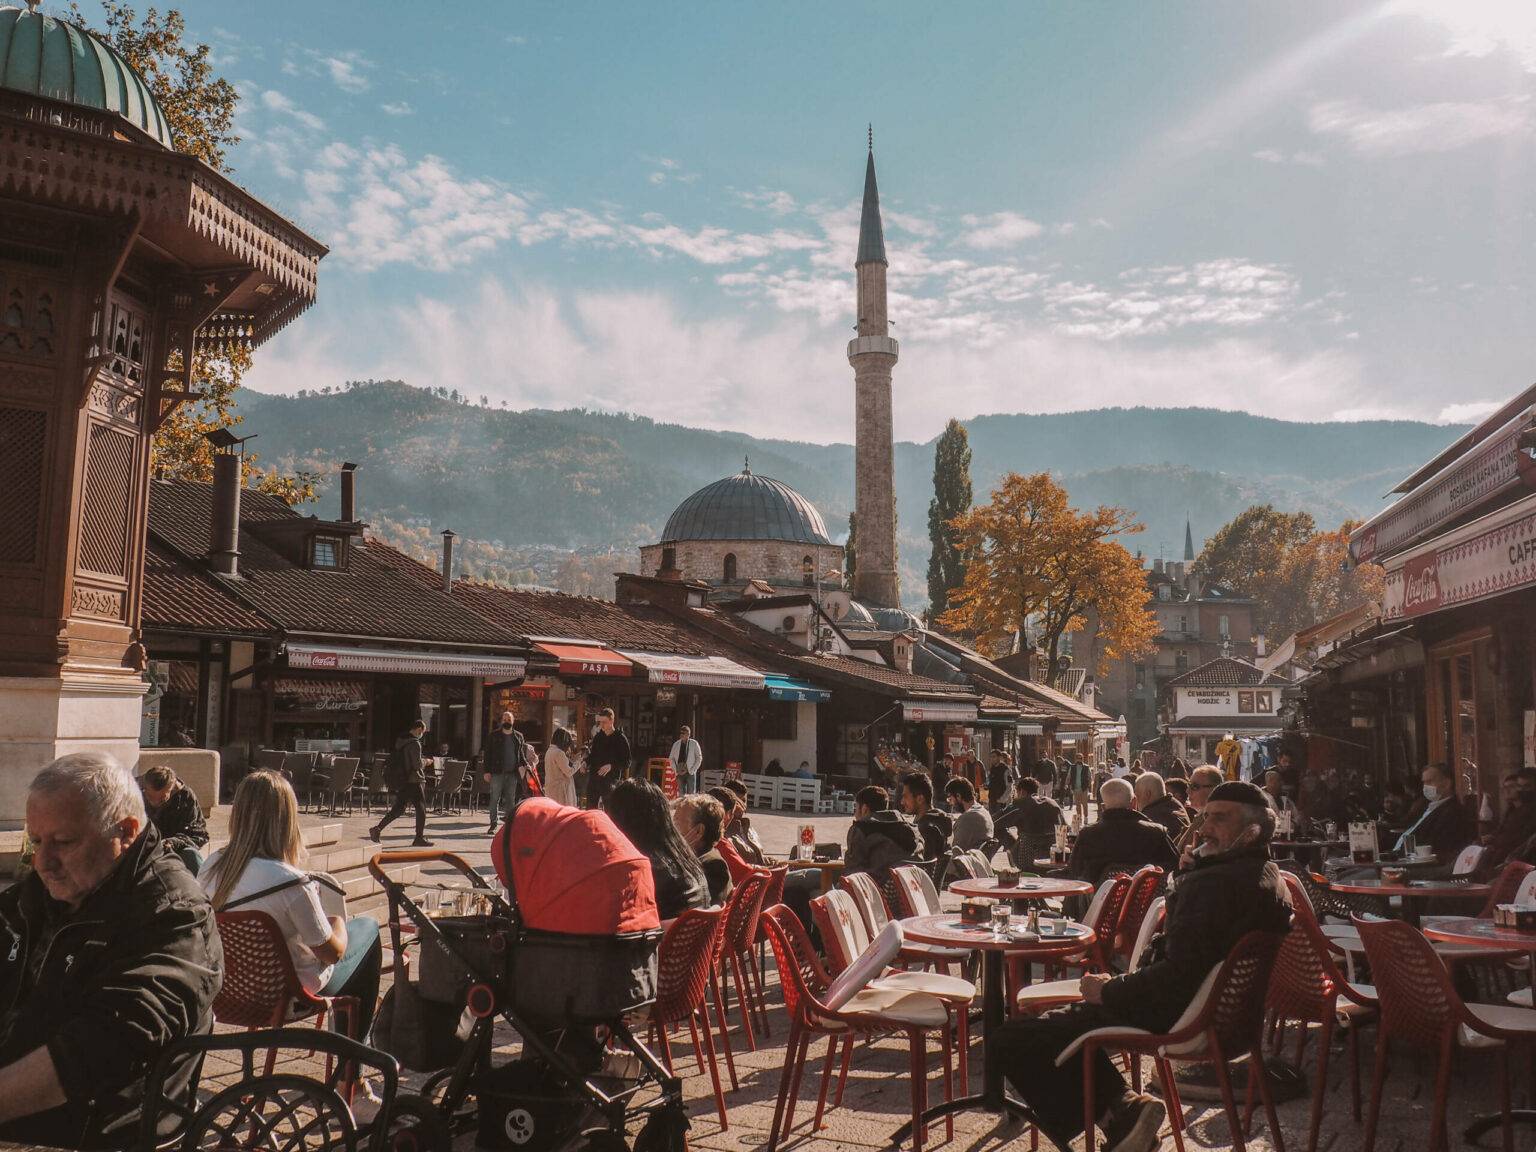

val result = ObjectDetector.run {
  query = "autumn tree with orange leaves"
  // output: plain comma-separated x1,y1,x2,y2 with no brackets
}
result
938,472,1158,684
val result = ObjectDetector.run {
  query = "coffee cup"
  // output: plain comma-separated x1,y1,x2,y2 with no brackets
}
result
1414,845,1435,861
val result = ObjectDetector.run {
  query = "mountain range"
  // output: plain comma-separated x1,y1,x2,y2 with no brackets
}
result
236,381,1459,604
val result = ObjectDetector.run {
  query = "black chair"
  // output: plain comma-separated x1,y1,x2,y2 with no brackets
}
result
138,1026,434,1152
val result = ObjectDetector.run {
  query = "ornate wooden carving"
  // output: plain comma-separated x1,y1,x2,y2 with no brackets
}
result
71,584,125,620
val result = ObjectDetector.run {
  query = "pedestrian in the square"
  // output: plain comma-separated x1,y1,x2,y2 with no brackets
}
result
585,707,631,809
482,710,530,833
669,725,703,794
369,720,431,847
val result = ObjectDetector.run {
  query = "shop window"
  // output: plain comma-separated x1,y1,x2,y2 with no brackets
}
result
762,699,797,741
723,553,737,582
310,534,344,569
1238,690,1255,714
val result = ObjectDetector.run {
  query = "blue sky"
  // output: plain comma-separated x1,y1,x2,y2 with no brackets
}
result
93,1,1536,442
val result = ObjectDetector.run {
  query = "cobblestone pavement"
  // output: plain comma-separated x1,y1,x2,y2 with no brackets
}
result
186,802,1517,1151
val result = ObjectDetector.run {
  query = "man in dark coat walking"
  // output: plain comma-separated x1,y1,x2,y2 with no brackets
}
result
995,781,1294,1151
585,707,631,810
370,719,432,847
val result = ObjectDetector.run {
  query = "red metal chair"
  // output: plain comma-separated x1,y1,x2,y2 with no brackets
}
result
1112,865,1165,969
1056,929,1288,1152
715,868,771,1054
1042,872,1133,982
1241,872,1377,1152
650,908,728,1129
212,911,361,1091
1355,915,1536,1152
752,863,790,1033
759,903,955,1152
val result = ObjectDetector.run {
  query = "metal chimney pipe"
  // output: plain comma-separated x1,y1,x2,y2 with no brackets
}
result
441,529,456,592
209,452,242,577
340,461,358,522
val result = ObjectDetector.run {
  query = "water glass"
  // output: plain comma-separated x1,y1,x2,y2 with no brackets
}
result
420,887,440,915
990,903,1011,937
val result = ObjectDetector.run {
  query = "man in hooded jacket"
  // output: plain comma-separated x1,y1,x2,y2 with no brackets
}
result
844,785,920,881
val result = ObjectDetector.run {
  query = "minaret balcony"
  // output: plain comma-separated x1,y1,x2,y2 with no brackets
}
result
847,334,900,360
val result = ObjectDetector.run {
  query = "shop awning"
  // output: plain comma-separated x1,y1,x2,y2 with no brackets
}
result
1381,491,1536,622
619,651,766,690
763,674,831,703
287,643,526,680
901,700,979,724
533,642,634,678
1017,723,1045,736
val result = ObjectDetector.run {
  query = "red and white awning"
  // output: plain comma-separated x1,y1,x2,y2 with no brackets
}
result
1381,491,1536,621
901,700,979,724
286,643,526,680
618,651,765,690
534,642,634,678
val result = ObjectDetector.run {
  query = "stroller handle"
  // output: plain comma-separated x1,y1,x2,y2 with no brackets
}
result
368,848,488,887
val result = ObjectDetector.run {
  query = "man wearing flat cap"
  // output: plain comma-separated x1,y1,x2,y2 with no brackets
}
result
994,780,1293,1152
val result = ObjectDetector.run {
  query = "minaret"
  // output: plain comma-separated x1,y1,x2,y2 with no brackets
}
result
1183,517,1196,562
849,132,901,608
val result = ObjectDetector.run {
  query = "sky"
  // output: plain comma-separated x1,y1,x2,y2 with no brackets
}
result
89,1,1536,443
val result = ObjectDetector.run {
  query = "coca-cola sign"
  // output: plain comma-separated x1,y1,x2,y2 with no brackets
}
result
1401,552,1441,616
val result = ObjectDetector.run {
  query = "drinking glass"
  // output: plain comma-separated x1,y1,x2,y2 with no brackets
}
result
420,887,439,915
990,903,1011,938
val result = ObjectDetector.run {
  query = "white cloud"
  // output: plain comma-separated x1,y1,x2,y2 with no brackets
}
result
1309,97,1531,157
1252,148,1326,166
959,210,1044,250
325,55,370,93
739,189,798,215
380,101,413,117
1388,0,1536,73
260,90,324,132
1040,259,1301,339
624,223,821,265
1438,400,1502,424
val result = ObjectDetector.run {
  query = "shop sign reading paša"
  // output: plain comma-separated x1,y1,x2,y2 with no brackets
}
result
1383,500,1536,620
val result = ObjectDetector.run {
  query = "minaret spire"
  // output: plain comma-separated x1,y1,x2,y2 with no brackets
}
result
1184,516,1195,562
849,136,900,608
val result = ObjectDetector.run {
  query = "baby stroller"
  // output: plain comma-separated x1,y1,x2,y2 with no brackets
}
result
370,798,686,1152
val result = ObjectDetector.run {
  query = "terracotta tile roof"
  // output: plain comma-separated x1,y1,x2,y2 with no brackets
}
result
142,540,272,637
147,481,523,649
449,581,724,659
922,631,1116,725
1164,656,1288,690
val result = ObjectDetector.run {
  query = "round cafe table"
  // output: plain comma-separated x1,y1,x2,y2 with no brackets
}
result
949,876,1093,903
891,912,1095,1139
775,857,845,894
1270,839,1348,870
1328,876,1488,926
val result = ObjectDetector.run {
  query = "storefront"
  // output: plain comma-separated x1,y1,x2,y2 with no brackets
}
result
618,650,768,769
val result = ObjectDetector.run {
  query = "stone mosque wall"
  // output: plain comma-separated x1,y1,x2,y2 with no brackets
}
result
640,540,845,589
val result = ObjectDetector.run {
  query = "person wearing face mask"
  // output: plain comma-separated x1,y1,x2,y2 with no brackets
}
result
1475,769,1536,880
942,777,993,852
481,710,532,834
1392,762,1473,863
993,780,1292,1152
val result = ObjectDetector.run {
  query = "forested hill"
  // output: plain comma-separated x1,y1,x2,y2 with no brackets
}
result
237,381,1459,600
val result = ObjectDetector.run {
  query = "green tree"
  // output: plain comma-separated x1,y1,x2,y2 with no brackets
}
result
78,4,315,503
926,418,973,621
1193,505,1317,636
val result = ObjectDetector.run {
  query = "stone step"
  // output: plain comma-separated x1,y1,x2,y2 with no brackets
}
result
343,862,420,902
301,822,343,849
309,844,369,875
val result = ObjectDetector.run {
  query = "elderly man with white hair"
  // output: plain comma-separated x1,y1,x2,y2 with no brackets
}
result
1063,776,1178,886
1132,770,1190,843
0,752,222,1149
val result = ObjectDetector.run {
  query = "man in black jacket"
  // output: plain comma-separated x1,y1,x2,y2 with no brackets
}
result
844,785,921,880
1064,778,1177,885
481,709,530,834
995,781,1293,1151
1133,771,1190,844
139,765,209,874
585,708,632,810
0,752,222,1149
1392,762,1474,863
899,771,953,862
370,720,432,847
994,777,1064,866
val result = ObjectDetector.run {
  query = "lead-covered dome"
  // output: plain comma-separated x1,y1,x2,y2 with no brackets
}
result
662,465,833,546
0,6,173,150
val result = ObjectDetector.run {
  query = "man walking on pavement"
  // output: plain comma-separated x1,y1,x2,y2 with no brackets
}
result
669,725,703,794
482,710,531,834
370,719,432,847
585,707,631,809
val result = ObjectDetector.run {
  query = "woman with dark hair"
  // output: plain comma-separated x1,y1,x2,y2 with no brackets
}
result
544,727,579,807
604,778,708,919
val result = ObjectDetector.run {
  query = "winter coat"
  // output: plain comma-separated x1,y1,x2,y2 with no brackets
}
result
146,780,209,855
1067,807,1178,885
1140,795,1191,844
543,746,578,807
393,734,426,788
845,810,920,879
1100,844,1292,1032
915,809,954,862
0,825,222,1149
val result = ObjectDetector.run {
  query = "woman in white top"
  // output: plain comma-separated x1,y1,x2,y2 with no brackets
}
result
543,727,579,808
200,770,382,1036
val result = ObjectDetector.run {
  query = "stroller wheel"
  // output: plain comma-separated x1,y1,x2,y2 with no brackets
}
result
383,1091,449,1152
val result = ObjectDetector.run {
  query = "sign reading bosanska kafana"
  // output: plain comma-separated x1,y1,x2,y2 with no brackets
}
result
1383,495,1536,620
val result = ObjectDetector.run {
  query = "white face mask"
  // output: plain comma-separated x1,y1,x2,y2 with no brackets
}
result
1423,784,1440,801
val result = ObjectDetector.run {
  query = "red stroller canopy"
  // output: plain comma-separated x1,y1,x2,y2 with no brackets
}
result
493,798,659,934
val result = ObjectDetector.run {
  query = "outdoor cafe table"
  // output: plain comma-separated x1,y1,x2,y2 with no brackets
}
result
776,857,845,894
1270,838,1347,870
891,912,1095,1138
949,876,1093,906
1328,876,1489,926
1421,915,1536,1145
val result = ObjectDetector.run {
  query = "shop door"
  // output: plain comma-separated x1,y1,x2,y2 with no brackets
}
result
1430,641,1483,794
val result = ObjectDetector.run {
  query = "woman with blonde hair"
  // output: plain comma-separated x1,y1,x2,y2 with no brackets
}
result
200,770,382,1035
543,727,579,807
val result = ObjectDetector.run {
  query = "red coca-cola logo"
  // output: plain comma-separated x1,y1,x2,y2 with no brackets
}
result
1355,528,1377,563
1402,552,1441,615
305,651,340,668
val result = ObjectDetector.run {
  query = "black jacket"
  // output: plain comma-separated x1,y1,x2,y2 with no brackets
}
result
0,825,222,1149
914,809,953,862
146,781,209,855
482,727,528,776
845,810,920,878
1396,796,1473,859
587,728,632,776
647,850,709,921
994,795,1064,852
1101,844,1292,1032
1140,795,1190,843
393,733,426,788
1067,807,1178,884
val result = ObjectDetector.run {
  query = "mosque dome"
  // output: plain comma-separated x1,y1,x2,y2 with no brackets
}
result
662,464,834,547
0,6,174,150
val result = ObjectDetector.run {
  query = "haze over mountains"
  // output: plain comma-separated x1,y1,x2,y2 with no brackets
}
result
238,381,1459,603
